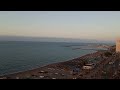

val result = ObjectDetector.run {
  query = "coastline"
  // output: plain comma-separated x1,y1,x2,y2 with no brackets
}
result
0,50,103,79
0,51,96,76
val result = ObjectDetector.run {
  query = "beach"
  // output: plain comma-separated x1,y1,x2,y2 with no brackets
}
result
0,45,119,79
0,51,104,79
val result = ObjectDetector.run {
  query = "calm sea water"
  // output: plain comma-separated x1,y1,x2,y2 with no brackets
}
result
0,41,97,75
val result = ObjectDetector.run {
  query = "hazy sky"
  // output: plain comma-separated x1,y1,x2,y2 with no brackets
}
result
0,11,120,41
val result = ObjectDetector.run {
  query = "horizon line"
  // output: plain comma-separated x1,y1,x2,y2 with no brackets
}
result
0,35,115,41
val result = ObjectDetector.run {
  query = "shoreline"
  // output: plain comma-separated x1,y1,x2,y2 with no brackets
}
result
0,50,103,79
0,50,99,77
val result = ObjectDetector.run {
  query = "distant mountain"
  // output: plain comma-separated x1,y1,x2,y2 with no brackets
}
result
0,35,115,44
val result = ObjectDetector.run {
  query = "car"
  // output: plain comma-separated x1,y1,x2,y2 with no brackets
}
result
82,66,93,70
109,62,114,65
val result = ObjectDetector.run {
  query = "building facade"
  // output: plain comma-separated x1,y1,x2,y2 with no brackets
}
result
116,39,120,52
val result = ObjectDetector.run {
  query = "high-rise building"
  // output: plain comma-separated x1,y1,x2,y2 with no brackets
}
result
116,39,120,52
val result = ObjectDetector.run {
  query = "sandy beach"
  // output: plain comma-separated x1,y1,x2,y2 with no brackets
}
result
1,45,119,79
0,51,104,79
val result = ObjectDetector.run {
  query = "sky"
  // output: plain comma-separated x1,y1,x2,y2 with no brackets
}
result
0,11,120,42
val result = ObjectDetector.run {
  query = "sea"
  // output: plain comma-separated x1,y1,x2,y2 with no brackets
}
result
0,41,108,76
